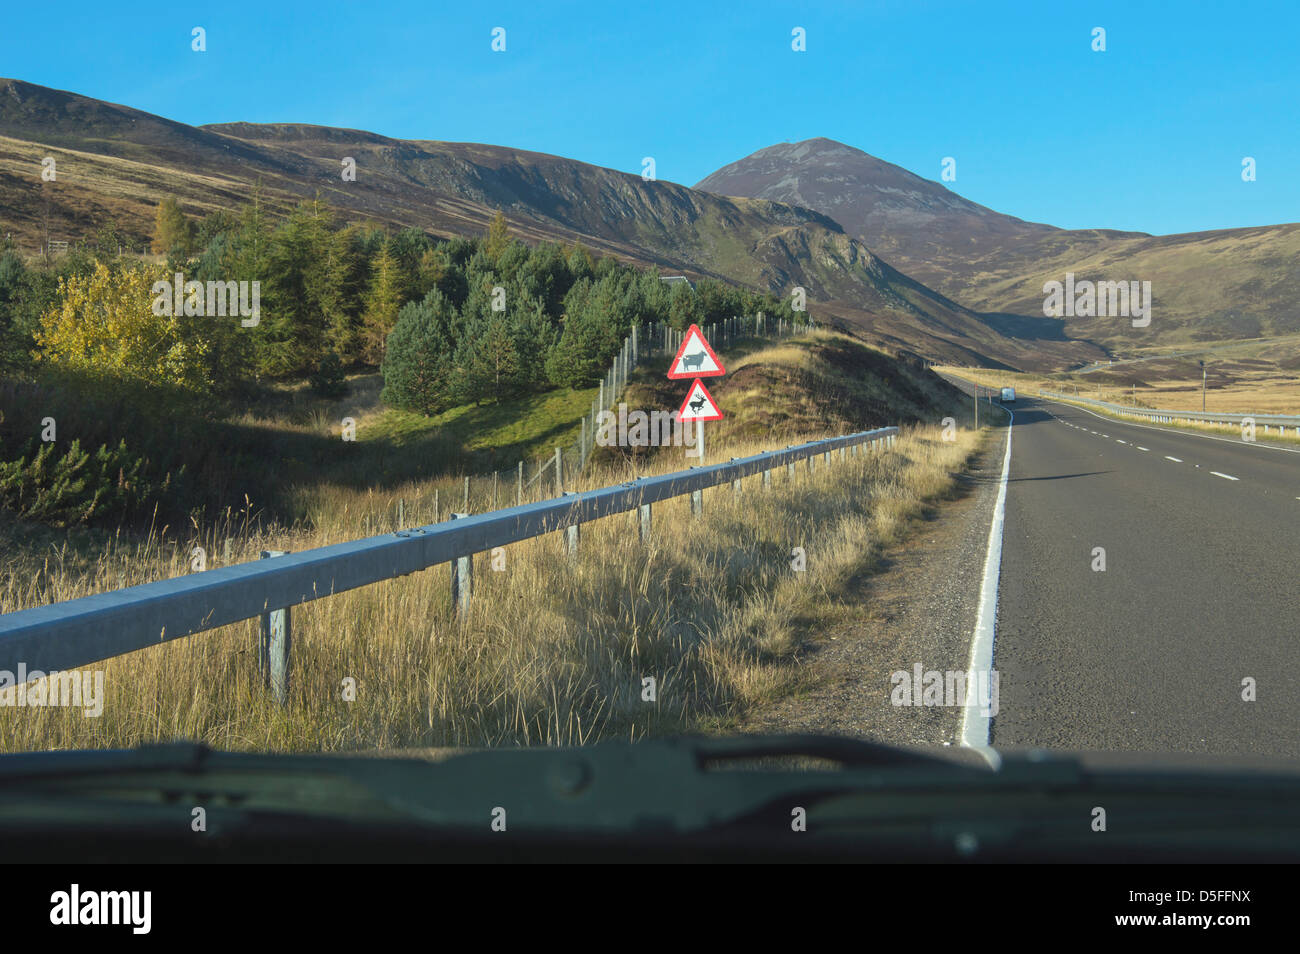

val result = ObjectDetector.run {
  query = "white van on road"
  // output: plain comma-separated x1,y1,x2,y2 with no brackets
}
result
1000,387,1016,402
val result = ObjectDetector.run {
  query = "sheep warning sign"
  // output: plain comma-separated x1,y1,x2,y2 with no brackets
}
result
667,324,725,379
677,378,723,422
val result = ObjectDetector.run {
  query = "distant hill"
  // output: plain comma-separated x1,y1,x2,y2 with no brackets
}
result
696,138,1069,269
0,78,1102,370
696,138,1300,350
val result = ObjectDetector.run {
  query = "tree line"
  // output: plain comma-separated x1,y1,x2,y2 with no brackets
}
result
2,197,801,405
0,196,804,526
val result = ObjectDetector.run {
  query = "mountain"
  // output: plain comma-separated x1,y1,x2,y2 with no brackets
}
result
695,138,1068,271
696,138,1300,350
0,79,1101,370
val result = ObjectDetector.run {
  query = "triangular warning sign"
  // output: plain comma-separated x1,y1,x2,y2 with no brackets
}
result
677,378,723,422
667,323,725,379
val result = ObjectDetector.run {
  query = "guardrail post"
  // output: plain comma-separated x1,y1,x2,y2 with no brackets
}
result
730,458,742,496
823,449,832,465
762,467,771,489
449,514,472,616
787,459,796,480
554,447,563,495
561,492,580,555
807,455,815,474
2,425,927,682
258,550,291,705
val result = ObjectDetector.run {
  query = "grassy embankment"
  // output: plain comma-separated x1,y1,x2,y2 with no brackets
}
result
1,332,983,753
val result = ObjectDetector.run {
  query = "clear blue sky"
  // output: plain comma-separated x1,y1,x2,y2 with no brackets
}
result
3,0,1296,236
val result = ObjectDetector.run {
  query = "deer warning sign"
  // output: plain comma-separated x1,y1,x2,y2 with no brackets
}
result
677,378,723,422
667,324,725,379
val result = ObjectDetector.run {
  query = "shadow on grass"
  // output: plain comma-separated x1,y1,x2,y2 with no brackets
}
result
0,369,594,532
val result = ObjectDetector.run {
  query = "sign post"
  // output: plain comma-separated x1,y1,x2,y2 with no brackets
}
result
668,324,726,462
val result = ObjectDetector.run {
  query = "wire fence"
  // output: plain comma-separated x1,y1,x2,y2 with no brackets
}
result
429,312,819,518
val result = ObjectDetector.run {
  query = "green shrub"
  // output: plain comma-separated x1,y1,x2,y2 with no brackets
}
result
0,437,159,527
309,350,349,398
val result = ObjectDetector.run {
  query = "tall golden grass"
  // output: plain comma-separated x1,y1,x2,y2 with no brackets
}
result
0,419,982,755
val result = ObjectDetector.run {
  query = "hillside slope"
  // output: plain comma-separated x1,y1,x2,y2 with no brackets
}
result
603,330,969,470
696,138,1300,349
0,78,1101,370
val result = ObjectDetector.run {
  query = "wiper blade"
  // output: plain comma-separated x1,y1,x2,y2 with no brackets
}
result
1,736,1298,863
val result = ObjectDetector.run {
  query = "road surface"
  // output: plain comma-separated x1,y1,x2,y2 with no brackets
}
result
954,387,1299,758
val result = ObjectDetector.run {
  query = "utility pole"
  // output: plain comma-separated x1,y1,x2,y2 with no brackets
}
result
974,385,979,429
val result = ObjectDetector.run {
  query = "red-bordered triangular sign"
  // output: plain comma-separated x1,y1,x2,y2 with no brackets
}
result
667,323,725,379
677,378,724,421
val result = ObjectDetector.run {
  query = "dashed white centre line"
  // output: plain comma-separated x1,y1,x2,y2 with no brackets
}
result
1116,439,1127,444
1165,456,1183,462
1210,471,1239,481
1137,446,1150,451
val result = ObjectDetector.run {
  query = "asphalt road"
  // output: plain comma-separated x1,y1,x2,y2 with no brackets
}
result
935,376,1300,759
989,394,1300,757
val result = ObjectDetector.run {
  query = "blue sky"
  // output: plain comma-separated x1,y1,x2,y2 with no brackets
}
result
3,0,1296,236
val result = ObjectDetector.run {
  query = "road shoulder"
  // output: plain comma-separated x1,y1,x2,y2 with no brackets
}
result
738,422,1009,746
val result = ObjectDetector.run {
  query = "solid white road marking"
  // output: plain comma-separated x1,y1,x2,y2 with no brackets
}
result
1165,456,1183,462
961,410,1012,757
1210,471,1239,481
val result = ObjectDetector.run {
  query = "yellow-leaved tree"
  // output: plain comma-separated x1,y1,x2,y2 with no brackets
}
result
34,263,215,394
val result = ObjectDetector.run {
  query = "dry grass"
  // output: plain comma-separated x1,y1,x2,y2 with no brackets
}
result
937,363,1300,416
1121,376,1300,415
937,366,1300,445
0,425,981,754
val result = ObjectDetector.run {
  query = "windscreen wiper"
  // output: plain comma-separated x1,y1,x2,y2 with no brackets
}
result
0,736,1296,862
